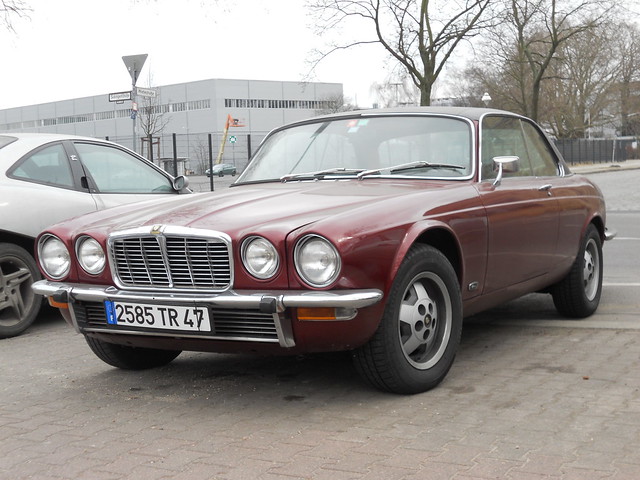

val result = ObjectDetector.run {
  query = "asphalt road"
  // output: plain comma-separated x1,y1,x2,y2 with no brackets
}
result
3,168,640,480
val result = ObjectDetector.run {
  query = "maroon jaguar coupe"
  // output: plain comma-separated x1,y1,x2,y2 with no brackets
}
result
32,107,614,394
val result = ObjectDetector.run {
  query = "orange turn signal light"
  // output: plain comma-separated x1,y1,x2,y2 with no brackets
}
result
48,297,69,309
295,307,357,321
296,307,338,321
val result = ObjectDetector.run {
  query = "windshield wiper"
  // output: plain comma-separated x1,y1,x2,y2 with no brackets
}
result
280,168,366,182
357,161,465,179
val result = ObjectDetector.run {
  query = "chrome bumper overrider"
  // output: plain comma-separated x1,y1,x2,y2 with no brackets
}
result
604,227,617,242
32,280,383,348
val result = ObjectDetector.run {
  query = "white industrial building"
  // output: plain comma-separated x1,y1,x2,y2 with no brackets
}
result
0,78,343,174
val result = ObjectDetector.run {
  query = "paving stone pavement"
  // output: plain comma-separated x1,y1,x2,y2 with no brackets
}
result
2,304,640,480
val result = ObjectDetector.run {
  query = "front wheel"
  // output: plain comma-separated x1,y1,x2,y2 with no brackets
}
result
353,245,462,394
552,224,603,318
0,243,42,338
85,336,181,369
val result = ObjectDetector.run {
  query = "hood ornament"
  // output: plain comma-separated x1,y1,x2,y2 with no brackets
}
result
150,225,164,235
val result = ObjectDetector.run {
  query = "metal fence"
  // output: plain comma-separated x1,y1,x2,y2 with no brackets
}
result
105,132,268,176
554,137,638,165
108,132,639,174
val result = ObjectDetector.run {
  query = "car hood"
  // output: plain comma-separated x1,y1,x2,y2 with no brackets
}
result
51,179,475,238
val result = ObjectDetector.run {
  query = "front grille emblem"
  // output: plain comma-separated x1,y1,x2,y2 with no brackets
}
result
150,225,164,235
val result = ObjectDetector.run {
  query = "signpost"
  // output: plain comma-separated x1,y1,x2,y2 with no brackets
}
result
122,54,148,152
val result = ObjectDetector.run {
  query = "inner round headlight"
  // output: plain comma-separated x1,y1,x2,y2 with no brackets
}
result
242,236,279,279
76,236,106,275
294,235,341,287
38,235,71,279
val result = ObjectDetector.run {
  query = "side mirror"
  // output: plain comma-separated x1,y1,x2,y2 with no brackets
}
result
492,156,519,187
172,175,190,192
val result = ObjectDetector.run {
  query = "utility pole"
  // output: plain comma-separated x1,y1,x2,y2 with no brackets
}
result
122,54,148,153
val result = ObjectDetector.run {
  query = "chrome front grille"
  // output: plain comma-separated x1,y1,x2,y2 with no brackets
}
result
108,226,232,291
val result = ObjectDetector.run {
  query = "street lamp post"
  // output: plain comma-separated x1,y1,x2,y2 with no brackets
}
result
122,54,148,153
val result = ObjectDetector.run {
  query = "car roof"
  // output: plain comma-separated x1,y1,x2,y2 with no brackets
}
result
0,133,119,158
271,106,523,132
0,132,104,145
0,133,131,168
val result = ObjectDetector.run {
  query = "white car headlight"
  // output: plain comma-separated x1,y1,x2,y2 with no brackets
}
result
242,236,279,279
294,235,341,287
76,236,106,275
38,235,71,279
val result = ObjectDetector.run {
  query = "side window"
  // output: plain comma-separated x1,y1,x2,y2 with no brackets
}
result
521,121,559,177
10,144,74,187
74,143,174,193
481,116,533,179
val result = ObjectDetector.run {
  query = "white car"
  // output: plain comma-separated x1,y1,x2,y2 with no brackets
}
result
0,133,190,338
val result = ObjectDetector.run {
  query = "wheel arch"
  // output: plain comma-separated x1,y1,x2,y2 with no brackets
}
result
414,228,462,284
0,230,36,257
588,214,605,243
388,223,463,292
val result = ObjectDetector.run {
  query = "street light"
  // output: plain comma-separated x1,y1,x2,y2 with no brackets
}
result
122,54,148,153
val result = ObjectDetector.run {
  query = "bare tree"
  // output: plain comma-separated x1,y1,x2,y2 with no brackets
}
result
1,0,29,31
543,22,619,138
613,22,640,136
481,0,614,122
307,0,495,106
314,93,356,114
371,77,419,107
138,94,171,141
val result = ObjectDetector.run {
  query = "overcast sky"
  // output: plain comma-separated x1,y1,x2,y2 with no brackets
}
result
0,0,391,110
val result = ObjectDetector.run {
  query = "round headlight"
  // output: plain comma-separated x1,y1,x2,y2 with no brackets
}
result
242,236,279,279
294,235,341,287
38,235,71,279
76,236,106,275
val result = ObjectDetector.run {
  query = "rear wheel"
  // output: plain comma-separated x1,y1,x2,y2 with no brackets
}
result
85,336,181,369
354,245,462,394
0,243,42,338
552,224,603,318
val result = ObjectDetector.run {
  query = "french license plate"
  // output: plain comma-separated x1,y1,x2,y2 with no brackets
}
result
104,301,211,332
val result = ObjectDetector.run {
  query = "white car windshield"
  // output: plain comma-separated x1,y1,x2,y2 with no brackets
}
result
238,115,473,183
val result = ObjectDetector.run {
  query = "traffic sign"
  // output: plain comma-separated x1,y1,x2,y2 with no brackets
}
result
122,54,148,85
229,136,237,144
108,91,132,102
136,87,157,98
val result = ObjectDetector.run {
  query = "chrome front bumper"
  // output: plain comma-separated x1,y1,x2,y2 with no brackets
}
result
32,280,383,312
32,280,384,348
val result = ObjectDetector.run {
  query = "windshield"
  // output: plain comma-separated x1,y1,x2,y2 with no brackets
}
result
238,115,473,183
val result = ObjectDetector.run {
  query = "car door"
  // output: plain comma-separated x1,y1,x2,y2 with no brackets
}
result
6,142,99,238
69,141,179,210
475,115,560,294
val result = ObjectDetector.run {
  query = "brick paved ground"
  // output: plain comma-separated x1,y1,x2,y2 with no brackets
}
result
2,300,639,480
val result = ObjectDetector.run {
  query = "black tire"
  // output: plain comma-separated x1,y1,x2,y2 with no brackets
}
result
353,244,462,394
218,172,224,177
85,336,181,369
0,243,42,338
552,224,603,318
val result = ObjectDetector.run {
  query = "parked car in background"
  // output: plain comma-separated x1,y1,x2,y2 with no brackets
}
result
206,163,237,177
0,133,191,338
32,108,614,394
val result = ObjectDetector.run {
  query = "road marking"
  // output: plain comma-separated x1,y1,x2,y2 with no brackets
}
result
603,283,640,287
